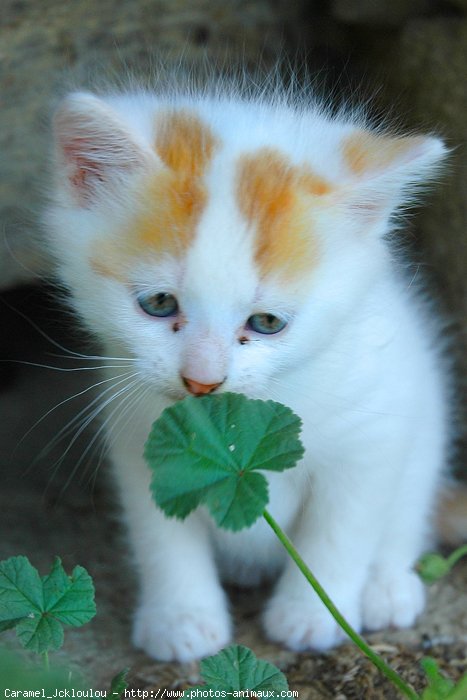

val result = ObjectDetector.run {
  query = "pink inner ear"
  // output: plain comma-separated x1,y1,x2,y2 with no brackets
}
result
59,131,146,201
62,137,106,192
54,94,149,202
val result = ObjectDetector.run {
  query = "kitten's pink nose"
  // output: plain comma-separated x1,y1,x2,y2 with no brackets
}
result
182,376,224,396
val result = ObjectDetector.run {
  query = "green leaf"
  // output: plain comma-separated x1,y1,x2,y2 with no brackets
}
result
201,645,289,693
416,554,451,585
0,556,43,622
420,657,455,699
145,393,304,531
183,645,289,697
417,545,467,586
109,668,130,697
0,556,96,654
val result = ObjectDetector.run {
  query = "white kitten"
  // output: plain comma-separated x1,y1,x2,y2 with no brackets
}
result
44,77,449,662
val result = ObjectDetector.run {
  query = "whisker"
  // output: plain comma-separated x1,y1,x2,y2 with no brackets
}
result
28,370,141,471
54,376,144,493
1,359,136,372
51,374,142,476
0,295,135,362
78,379,149,489
81,382,149,493
48,352,138,362
0,295,95,360
18,369,138,450
103,381,152,454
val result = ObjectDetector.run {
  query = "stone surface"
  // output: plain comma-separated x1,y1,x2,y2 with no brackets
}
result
331,0,430,27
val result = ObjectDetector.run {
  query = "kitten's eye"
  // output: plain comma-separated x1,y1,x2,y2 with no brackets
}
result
137,292,179,318
246,313,287,335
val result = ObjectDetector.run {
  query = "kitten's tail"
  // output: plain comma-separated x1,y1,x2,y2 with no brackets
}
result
438,482,467,546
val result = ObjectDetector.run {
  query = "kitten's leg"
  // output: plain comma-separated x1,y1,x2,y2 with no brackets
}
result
112,450,231,662
362,429,444,631
263,436,414,651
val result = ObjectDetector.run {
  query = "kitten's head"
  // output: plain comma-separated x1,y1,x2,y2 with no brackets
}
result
45,90,446,400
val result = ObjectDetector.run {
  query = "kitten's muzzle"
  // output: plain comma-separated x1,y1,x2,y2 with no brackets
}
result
182,376,225,396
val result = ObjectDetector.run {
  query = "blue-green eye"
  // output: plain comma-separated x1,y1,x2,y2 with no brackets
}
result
137,292,178,318
247,313,287,335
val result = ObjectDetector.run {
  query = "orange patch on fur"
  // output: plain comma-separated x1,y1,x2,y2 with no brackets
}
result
343,132,424,175
134,169,207,255
89,112,219,278
130,111,219,258
129,110,218,254
155,110,218,179
237,148,329,278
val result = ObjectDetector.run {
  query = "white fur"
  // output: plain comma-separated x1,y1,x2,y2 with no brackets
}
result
44,81,449,662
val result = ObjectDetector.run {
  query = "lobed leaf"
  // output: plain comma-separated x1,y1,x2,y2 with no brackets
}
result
183,645,289,698
200,645,289,693
145,393,304,531
0,556,96,654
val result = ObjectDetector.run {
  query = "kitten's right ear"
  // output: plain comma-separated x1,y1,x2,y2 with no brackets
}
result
53,92,150,204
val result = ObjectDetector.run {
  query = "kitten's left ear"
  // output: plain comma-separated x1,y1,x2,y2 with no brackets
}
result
341,130,448,225
53,92,152,205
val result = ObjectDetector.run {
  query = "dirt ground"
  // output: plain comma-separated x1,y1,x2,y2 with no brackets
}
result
1,285,466,698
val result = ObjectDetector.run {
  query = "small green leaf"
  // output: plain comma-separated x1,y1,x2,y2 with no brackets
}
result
145,393,304,531
183,645,289,697
110,668,130,697
416,554,451,585
0,556,96,654
420,657,455,699
201,645,289,693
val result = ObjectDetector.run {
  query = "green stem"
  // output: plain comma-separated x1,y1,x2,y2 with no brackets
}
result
446,544,467,571
263,508,419,700
43,651,49,672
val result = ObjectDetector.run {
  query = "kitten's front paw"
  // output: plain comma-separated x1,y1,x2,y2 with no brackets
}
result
263,595,360,652
362,569,425,631
133,603,231,662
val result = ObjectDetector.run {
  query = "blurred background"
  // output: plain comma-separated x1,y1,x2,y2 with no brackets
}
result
0,0,466,693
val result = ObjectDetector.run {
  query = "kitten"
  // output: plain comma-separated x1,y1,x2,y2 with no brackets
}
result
44,77,450,663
